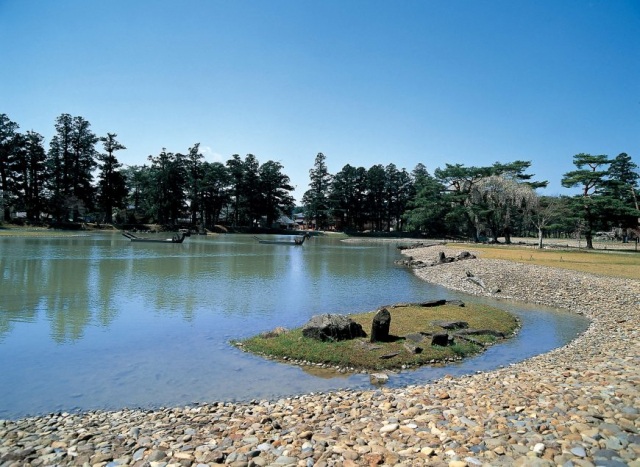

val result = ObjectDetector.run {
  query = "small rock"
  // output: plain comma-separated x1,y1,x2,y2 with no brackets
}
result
380,423,399,433
570,445,587,457
370,373,389,384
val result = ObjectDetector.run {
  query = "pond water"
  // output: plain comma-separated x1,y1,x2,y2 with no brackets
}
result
0,233,589,419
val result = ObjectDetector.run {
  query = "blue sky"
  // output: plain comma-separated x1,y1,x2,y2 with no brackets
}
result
1,0,638,202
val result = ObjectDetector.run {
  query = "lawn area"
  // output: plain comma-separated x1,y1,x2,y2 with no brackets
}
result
458,243,640,280
237,303,519,371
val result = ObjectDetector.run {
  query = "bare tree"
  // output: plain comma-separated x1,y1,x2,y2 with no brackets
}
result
530,196,563,248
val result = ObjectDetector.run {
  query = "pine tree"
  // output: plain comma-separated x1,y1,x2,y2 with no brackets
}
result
97,133,127,223
0,114,19,222
302,153,332,229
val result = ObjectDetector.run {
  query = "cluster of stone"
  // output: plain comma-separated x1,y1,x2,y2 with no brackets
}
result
395,251,476,269
0,246,638,466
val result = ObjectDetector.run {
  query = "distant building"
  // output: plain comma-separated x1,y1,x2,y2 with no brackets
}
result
273,215,295,230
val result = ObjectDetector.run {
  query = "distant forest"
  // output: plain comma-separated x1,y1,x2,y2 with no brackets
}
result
1,113,638,249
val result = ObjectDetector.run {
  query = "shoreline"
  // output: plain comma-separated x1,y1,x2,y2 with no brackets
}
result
1,246,638,466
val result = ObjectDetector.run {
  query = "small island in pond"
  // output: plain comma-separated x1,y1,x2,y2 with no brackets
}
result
234,300,519,372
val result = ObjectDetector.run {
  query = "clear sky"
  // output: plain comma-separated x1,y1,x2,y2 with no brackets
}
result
1,0,638,202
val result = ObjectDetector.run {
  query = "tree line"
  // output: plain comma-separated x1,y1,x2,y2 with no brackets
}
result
305,152,639,248
0,113,295,229
1,113,638,248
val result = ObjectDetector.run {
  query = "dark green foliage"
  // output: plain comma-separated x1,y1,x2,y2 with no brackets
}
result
302,153,332,229
225,154,295,228
121,165,152,223
184,143,204,226
258,160,295,226
97,133,127,223
226,154,262,226
1,112,636,242
403,166,448,236
201,161,231,227
0,114,20,222
329,164,368,231
366,164,386,232
561,153,640,248
146,148,187,225
433,161,546,242
606,153,640,231
12,131,47,222
46,114,98,222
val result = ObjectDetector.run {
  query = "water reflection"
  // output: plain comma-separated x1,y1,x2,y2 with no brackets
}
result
1,235,424,342
0,233,589,419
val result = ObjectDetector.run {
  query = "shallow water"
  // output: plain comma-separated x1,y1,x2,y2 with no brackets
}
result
0,233,589,419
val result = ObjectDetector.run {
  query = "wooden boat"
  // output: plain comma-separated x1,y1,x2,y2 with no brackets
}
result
122,231,186,243
254,234,310,246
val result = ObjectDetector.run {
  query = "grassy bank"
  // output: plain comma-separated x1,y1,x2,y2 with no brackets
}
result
237,303,519,371
457,243,640,280
0,223,115,236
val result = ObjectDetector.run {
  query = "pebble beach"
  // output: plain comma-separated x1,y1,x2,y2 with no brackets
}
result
1,245,638,467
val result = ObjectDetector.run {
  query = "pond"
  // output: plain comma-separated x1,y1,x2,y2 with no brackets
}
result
0,233,589,419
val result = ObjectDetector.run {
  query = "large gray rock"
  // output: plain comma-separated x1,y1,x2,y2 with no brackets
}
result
456,251,476,260
431,333,453,347
370,308,391,343
301,314,366,341
432,320,469,330
404,332,427,344
437,252,455,263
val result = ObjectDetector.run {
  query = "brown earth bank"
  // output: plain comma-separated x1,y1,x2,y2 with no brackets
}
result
1,245,638,466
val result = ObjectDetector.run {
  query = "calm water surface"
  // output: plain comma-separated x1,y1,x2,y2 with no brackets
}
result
0,233,589,419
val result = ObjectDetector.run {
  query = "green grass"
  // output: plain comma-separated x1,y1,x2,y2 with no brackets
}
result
236,303,518,371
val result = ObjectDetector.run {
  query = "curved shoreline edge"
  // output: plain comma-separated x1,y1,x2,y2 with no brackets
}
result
1,246,639,466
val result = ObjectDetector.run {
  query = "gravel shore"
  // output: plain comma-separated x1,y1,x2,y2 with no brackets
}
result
1,245,638,467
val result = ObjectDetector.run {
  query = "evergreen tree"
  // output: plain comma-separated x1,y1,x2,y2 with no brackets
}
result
258,160,295,226
0,114,19,222
434,163,491,241
242,154,262,226
226,154,245,227
384,164,412,232
366,164,386,231
184,143,204,226
302,153,332,229
69,116,98,220
46,114,98,222
122,165,152,223
46,114,72,221
12,131,47,222
403,164,447,236
147,149,186,225
383,163,400,231
201,161,230,228
329,164,367,231
97,133,127,223
606,153,639,235
561,153,611,249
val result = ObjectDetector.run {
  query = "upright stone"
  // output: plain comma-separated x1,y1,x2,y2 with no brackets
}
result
370,308,391,343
